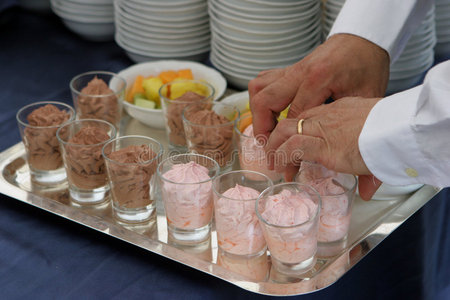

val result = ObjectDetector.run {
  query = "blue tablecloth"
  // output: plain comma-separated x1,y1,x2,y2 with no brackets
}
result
0,6,449,300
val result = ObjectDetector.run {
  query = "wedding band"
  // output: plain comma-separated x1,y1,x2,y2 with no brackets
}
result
297,119,305,135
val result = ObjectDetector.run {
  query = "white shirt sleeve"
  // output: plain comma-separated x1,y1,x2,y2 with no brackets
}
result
328,0,434,62
359,61,450,188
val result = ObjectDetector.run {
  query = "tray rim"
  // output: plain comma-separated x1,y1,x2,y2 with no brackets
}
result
0,142,441,296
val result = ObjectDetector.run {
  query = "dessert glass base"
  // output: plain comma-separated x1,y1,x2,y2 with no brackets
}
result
30,167,67,185
113,203,156,224
271,254,317,276
69,185,110,205
168,222,211,245
317,238,348,258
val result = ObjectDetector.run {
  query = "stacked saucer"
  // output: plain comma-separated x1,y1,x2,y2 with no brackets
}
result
387,5,436,94
435,0,450,57
114,0,210,63
50,0,114,41
209,0,322,90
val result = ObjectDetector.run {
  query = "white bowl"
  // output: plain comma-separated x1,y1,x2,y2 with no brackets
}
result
112,60,227,128
115,17,210,40
210,0,318,21
220,90,249,113
214,35,321,60
51,2,114,23
212,45,302,68
115,3,209,29
215,0,315,15
371,183,424,201
123,0,207,16
60,18,114,41
210,53,255,90
209,11,320,41
116,32,210,53
209,1,319,32
115,36,210,62
128,0,204,7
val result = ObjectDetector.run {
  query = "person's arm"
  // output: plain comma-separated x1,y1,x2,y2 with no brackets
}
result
359,61,450,187
329,0,434,62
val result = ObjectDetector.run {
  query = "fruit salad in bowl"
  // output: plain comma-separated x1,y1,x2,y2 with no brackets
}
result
113,60,227,129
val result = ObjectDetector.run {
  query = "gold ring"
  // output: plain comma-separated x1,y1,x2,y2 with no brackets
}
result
297,119,305,135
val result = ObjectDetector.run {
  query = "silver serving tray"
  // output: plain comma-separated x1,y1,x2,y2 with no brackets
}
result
0,114,440,296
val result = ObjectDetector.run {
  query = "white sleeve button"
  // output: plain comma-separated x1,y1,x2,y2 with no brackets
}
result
405,168,418,178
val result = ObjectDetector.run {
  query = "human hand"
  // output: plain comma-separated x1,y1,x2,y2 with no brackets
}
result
248,33,390,140
264,96,382,200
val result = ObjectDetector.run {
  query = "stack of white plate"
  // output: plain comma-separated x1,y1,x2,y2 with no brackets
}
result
209,0,322,90
114,0,210,63
322,0,345,38
435,0,450,56
50,0,114,41
387,5,436,94
322,0,436,95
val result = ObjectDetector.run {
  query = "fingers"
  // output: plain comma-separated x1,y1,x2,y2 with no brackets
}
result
358,175,382,201
273,134,325,173
250,72,303,138
265,118,299,169
286,82,331,119
284,164,299,182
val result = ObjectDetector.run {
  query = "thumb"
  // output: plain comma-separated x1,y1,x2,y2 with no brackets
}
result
358,175,382,201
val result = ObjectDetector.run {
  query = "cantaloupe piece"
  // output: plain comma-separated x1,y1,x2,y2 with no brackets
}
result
239,111,253,133
159,70,178,84
177,69,194,80
126,75,145,103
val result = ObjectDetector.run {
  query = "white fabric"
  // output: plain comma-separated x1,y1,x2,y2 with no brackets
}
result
328,0,434,63
359,61,450,187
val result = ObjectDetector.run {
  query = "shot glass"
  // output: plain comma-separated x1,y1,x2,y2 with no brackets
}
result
103,135,163,224
157,153,219,244
235,113,283,182
183,101,238,171
217,248,270,281
256,182,321,275
159,80,215,152
212,170,272,256
70,71,126,130
16,101,75,185
57,119,116,204
295,162,357,251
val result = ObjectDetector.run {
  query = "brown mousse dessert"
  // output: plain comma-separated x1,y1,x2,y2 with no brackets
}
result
77,76,120,126
24,104,70,170
184,108,233,167
166,91,206,146
106,145,157,209
64,126,110,189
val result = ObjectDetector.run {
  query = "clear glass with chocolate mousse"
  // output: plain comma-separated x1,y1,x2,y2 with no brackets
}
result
57,119,116,205
70,71,126,130
159,80,215,153
102,135,163,224
16,101,75,185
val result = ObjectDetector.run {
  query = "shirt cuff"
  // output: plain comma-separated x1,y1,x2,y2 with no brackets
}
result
359,86,424,186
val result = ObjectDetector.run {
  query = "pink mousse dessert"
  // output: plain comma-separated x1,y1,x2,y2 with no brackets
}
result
260,189,319,264
161,161,213,230
311,177,350,242
297,165,353,243
239,124,282,182
215,184,266,256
